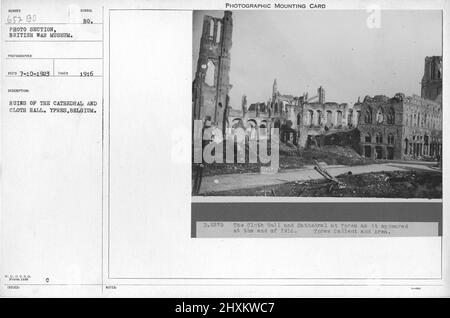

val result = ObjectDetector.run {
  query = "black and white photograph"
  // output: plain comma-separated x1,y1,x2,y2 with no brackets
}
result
192,10,442,198
1,0,449,299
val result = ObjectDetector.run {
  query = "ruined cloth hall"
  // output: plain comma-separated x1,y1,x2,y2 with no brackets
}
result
192,11,442,161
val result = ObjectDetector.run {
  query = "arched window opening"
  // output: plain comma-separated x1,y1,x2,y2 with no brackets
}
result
247,119,257,128
231,118,242,129
387,108,395,124
356,110,361,125
307,110,314,126
246,120,257,139
376,107,384,124
209,19,214,37
387,133,394,144
336,110,343,126
347,109,353,126
364,107,372,124
376,132,383,144
205,60,215,86
326,110,333,125
317,110,322,125
216,21,221,43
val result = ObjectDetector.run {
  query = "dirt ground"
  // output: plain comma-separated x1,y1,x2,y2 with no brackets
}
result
205,170,442,198
197,145,372,177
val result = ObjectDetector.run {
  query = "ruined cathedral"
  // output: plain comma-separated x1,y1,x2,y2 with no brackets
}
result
192,11,442,161
192,11,232,133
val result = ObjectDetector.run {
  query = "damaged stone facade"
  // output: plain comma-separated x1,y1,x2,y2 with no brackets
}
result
358,94,406,160
192,11,233,131
298,99,351,148
226,95,273,142
402,95,442,159
192,13,442,163
358,56,442,160
226,79,355,148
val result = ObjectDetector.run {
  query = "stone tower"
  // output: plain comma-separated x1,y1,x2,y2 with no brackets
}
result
272,79,278,97
241,94,247,117
421,56,442,102
192,11,233,131
318,86,325,104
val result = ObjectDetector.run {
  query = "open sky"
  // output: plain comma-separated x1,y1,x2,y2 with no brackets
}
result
193,10,442,108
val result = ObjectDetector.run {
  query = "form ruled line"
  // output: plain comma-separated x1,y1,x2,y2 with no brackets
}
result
5,57,102,60
6,75,103,78
5,40,102,42
4,23,103,25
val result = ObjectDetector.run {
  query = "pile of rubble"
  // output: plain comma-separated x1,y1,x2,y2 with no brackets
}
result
279,141,301,156
300,145,370,166
290,170,442,198
321,145,364,159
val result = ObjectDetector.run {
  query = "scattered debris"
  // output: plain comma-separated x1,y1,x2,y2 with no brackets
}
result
312,159,346,189
205,170,442,198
